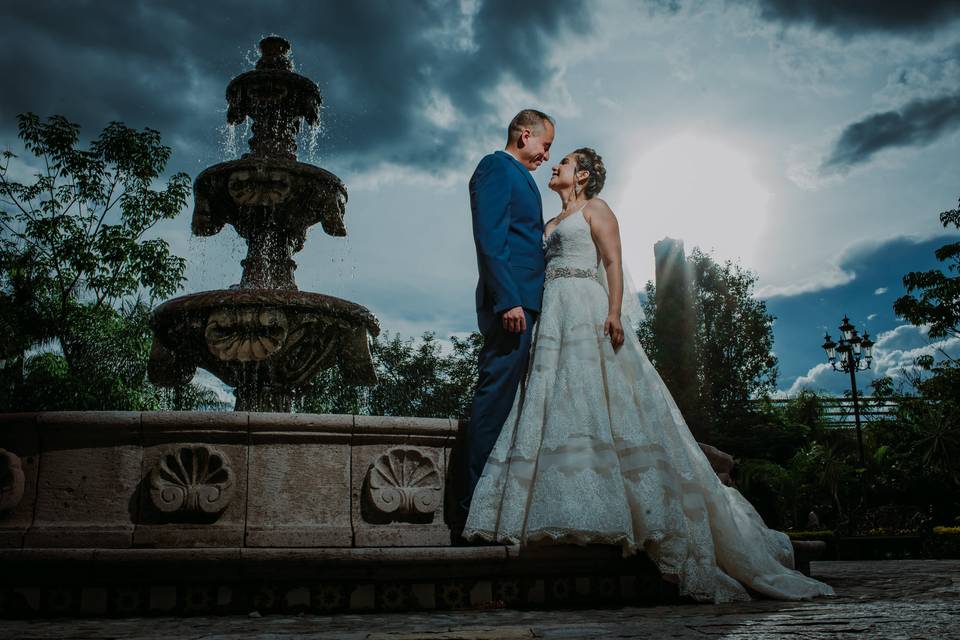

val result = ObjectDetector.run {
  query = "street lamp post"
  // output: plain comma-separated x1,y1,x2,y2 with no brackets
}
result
821,315,874,466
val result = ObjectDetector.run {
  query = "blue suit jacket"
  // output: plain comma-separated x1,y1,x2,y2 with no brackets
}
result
470,150,546,316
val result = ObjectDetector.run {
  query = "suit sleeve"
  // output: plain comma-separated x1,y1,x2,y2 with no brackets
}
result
470,156,521,314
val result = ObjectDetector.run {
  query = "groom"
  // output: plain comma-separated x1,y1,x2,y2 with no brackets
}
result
460,109,555,517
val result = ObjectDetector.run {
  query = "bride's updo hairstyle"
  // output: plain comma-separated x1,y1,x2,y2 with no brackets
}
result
573,147,606,198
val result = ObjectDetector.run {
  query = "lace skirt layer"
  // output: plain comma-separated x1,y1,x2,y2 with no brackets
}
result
463,276,834,603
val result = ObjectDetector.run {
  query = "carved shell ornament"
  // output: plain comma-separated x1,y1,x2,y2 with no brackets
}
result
205,307,288,361
149,445,236,515
367,448,442,517
227,169,292,207
0,449,25,512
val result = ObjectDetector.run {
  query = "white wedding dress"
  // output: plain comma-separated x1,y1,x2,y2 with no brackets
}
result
462,209,834,603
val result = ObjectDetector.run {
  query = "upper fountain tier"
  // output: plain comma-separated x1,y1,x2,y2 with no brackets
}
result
191,36,344,290
228,35,321,161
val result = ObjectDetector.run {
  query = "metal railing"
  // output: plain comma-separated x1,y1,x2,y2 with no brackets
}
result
755,397,905,428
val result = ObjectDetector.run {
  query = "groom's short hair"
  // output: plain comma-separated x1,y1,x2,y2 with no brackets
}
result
507,109,555,144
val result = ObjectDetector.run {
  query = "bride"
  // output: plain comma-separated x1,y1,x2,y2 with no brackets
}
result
462,147,834,603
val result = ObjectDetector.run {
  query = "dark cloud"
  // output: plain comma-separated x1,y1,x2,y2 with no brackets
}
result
753,0,960,35
821,93,960,172
0,0,590,177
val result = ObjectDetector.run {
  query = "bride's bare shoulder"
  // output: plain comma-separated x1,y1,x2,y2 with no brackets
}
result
584,198,616,223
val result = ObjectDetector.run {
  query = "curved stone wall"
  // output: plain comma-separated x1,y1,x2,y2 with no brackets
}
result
0,412,457,549
0,412,820,616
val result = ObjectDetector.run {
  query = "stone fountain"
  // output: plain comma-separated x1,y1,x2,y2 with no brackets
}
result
148,36,379,412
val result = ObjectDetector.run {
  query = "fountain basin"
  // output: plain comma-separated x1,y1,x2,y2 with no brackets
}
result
0,412,454,551
226,69,321,126
149,290,380,410
193,157,347,240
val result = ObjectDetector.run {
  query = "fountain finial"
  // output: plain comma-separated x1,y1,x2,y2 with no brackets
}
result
256,36,293,71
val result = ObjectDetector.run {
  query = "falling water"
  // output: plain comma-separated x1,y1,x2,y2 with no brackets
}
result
241,43,260,70
219,122,238,159
303,120,325,165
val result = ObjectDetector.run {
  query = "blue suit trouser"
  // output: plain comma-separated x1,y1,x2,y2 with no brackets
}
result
461,307,537,513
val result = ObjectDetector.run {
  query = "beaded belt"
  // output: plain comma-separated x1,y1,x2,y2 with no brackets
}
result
544,267,597,282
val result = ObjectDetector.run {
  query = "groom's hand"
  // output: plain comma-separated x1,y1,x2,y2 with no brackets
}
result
501,306,526,333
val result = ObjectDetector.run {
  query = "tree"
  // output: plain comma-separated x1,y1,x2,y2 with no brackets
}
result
0,301,227,411
0,113,204,409
297,332,483,419
892,197,960,487
640,248,778,439
894,199,960,340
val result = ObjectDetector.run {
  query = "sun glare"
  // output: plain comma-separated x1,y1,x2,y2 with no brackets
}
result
616,131,771,283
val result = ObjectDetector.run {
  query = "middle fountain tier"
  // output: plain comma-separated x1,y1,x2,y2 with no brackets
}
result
148,36,380,412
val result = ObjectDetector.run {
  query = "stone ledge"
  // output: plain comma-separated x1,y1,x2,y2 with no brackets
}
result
36,412,142,436
0,412,458,438
0,545,650,583
248,413,354,440
0,413,41,427
142,411,249,438
353,416,456,437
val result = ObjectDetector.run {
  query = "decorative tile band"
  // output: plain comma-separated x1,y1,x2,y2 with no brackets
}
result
0,573,680,617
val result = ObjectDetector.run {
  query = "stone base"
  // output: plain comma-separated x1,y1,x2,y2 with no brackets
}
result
0,412,455,551
0,545,678,617
0,412,825,617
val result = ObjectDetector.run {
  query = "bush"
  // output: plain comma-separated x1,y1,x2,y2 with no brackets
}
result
928,526,960,558
735,458,793,529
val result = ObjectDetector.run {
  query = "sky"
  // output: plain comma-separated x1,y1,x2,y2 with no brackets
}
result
1,0,959,399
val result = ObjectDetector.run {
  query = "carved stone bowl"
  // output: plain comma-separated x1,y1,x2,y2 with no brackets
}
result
193,157,347,241
226,68,321,128
148,289,381,406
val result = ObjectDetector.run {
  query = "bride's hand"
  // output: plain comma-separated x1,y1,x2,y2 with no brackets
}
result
604,314,624,350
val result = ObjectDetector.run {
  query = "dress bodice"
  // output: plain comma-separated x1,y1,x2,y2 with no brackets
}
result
543,211,599,273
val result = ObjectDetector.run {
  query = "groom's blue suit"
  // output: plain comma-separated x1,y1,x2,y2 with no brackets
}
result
463,150,546,511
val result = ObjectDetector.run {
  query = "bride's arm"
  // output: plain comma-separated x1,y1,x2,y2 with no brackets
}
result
587,199,625,349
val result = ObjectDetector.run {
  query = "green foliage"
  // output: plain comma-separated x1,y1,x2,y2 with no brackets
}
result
789,438,859,522
899,394,960,485
781,389,825,428
639,248,778,439
887,197,960,490
928,526,960,558
886,195,960,498
0,113,215,410
298,332,483,419
714,412,810,464
0,114,189,320
894,200,960,340
724,198,960,534
689,249,779,413
0,302,226,411
735,458,793,528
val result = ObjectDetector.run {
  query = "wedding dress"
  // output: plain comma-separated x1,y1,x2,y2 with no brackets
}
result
462,208,834,602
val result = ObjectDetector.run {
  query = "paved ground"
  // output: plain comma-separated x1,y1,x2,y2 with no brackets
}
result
4,560,959,639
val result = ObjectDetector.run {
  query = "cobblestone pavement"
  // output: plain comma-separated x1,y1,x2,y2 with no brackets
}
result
5,560,960,639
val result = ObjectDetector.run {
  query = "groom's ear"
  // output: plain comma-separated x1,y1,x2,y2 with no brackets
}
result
516,128,530,148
